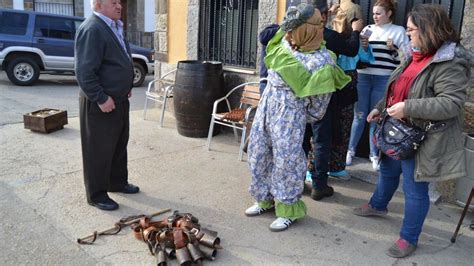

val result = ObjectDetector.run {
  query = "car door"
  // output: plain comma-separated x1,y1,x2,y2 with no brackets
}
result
32,15,77,70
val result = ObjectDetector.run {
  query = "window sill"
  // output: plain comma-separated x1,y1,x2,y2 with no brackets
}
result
223,66,257,75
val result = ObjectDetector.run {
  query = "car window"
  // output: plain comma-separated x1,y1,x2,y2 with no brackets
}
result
34,15,75,40
0,11,28,35
74,20,83,31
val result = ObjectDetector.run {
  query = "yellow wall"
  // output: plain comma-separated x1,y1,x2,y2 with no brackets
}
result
277,0,286,24
168,0,188,64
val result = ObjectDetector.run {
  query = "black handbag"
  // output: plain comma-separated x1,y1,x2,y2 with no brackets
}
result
373,114,427,160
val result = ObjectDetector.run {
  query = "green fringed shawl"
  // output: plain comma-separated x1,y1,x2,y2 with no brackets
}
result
264,29,351,97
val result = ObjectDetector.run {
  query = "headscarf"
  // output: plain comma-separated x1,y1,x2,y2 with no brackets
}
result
291,9,324,52
280,3,325,52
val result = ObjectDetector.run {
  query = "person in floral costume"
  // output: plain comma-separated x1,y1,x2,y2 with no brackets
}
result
245,3,350,232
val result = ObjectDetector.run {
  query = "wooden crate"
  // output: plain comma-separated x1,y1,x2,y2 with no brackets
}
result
23,108,68,133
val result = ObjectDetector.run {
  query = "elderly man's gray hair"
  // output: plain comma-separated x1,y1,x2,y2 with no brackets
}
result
90,0,102,10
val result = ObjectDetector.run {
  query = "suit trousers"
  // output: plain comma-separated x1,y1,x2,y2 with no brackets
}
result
79,96,130,202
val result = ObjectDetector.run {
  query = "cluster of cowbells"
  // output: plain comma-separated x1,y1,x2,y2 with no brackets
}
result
130,211,221,265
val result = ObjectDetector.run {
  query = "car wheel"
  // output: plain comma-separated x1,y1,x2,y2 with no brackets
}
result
6,57,40,86
132,62,146,87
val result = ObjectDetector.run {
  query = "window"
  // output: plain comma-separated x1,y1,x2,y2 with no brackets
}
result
34,0,75,16
34,16,75,40
199,0,259,68
0,11,28,35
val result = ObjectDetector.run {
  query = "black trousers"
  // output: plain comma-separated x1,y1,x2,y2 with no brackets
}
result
79,96,130,202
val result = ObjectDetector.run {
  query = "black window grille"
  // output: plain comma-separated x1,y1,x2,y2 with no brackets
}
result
198,0,259,69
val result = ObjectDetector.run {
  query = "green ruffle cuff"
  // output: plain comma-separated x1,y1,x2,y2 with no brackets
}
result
275,200,307,220
265,29,351,97
258,200,275,209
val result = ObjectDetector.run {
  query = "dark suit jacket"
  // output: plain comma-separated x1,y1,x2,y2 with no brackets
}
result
75,14,134,104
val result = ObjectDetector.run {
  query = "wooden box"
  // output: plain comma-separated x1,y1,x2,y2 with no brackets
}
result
23,108,68,133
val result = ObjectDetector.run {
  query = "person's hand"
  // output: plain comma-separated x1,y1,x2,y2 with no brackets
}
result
328,4,339,15
98,96,116,113
352,19,364,32
360,36,369,50
387,38,395,51
387,102,406,119
367,109,381,123
128,90,132,98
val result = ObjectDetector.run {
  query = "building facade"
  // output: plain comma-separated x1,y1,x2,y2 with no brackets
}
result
154,0,472,131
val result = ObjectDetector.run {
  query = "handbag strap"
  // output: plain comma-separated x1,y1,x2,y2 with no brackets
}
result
381,108,432,132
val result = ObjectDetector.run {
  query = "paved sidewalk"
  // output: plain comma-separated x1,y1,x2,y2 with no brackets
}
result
1,109,473,265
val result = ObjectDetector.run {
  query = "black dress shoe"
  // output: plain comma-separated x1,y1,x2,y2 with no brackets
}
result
110,183,140,194
88,197,119,211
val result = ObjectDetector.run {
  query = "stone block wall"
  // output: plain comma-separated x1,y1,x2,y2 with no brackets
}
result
187,0,198,60
154,0,169,79
436,0,474,204
24,0,33,10
0,0,13,8
461,0,474,135
75,0,84,17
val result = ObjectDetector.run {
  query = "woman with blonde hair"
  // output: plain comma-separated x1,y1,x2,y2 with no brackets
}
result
353,4,472,258
346,0,409,170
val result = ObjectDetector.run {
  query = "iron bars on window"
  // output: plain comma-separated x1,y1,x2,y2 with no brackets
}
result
198,0,259,69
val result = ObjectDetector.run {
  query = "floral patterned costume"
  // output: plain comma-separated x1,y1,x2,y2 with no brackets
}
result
248,37,346,219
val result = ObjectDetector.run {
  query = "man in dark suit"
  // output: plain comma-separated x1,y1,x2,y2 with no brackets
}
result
75,0,139,211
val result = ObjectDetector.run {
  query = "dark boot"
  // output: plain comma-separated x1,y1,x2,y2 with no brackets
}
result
310,186,334,201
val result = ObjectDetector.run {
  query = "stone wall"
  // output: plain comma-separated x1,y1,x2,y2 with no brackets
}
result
186,0,198,61
0,0,13,8
75,0,84,17
24,0,33,9
437,0,474,204
154,0,169,79
135,0,145,32
461,0,474,135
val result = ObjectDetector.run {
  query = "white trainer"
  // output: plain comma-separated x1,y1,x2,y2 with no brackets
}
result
244,203,274,217
370,156,380,171
269,217,295,232
346,150,355,166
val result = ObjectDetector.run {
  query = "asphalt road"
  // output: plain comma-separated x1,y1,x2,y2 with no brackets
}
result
0,71,153,126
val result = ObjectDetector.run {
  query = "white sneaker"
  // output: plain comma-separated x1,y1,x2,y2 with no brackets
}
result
269,217,295,232
370,156,380,171
346,150,355,166
244,202,274,217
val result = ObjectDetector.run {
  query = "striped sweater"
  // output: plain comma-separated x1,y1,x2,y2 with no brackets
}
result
358,23,409,76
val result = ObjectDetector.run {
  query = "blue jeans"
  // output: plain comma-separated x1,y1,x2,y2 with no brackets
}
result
369,156,430,245
348,73,390,156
